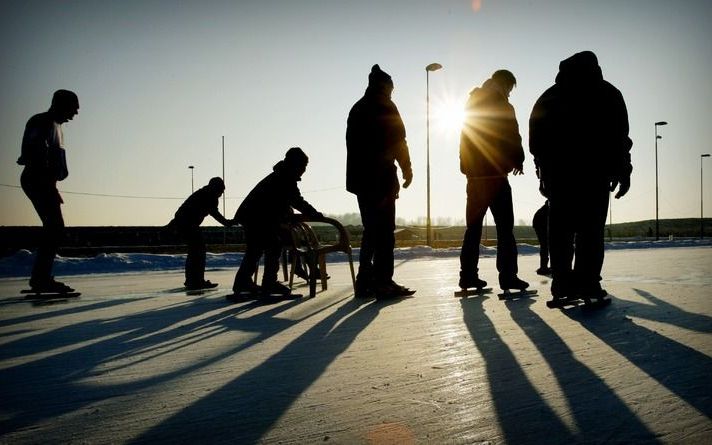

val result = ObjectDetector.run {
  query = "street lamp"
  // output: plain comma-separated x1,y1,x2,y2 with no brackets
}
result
654,121,667,240
701,154,710,239
425,62,443,247
188,165,194,193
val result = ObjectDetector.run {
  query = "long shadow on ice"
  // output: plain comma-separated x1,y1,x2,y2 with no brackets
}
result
505,298,660,443
0,294,337,436
565,291,712,420
0,297,142,329
129,296,400,444
460,296,575,444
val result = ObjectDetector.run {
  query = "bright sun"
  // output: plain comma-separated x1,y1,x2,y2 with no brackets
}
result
432,97,466,135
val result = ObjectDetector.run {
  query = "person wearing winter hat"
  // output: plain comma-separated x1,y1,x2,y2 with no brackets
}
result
167,177,233,290
346,64,415,299
231,147,323,297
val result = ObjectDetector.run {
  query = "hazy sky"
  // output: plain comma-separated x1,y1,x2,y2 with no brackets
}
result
2,0,711,227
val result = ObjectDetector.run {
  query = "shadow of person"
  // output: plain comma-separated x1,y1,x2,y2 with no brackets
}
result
564,293,712,420
631,288,712,333
504,298,660,443
459,296,575,443
0,293,327,435
129,296,402,444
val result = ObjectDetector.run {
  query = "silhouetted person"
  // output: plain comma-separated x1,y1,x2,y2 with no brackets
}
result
167,177,232,290
458,70,529,292
232,147,322,297
346,64,414,299
529,51,632,301
532,201,551,275
18,90,79,293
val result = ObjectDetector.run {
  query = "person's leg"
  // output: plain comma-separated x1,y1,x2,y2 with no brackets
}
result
573,183,609,293
184,228,206,287
233,226,263,292
548,186,576,298
460,178,490,283
371,195,396,286
355,194,379,296
22,179,64,289
489,178,518,280
260,229,283,286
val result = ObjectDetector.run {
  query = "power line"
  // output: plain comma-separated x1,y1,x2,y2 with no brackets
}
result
0,183,344,200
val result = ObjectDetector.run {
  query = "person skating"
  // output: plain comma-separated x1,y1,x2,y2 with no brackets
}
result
18,90,79,293
346,64,415,299
167,177,233,290
529,51,632,303
458,70,529,293
232,147,323,297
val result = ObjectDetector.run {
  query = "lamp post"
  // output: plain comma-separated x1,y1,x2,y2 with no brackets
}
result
654,121,667,240
701,154,711,239
188,165,194,193
425,62,442,247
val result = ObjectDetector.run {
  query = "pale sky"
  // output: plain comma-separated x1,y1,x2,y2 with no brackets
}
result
1,0,711,227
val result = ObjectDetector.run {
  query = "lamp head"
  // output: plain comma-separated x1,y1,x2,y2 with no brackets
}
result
702,154,711,158
426,63,443,72
188,165,194,169
655,121,668,126
656,135,662,139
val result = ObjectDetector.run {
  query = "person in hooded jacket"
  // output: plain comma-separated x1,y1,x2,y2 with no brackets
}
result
458,70,529,292
231,147,323,297
167,177,232,290
529,51,632,302
18,89,79,293
346,64,414,299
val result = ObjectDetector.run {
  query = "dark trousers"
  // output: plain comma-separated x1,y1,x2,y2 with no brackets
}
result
178,227,206,286
233,224,282,289
533,204,549,269
21,171,64,286
548,180,609,295
357,192,396,286
460,176,518,279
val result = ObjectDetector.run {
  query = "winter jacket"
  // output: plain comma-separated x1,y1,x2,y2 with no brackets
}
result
235,161,318,228
529,51,632,186
346,86,412,197
170,185,222,229
459,79,525,178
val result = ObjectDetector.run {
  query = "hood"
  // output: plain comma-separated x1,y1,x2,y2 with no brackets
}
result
555,51,603,86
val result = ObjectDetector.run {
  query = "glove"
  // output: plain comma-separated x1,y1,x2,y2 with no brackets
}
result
402,168,413,189
610,176,630,199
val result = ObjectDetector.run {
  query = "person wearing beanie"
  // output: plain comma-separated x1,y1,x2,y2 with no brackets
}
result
167,177,232,290
18,89,79,293
231,147,323,297
458,69,529,293
346,64,415,299
530,51,632,304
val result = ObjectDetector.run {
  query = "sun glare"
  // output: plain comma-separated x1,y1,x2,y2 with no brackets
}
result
432,98,466,135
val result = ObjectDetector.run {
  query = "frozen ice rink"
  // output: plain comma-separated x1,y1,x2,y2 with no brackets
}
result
1,246,711,444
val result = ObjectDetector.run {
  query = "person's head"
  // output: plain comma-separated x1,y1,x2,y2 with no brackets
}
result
367,64,394,96
284,147,309,179
491,70,517,97
556,50,603,85
207,177,225,195
50,89,79,123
